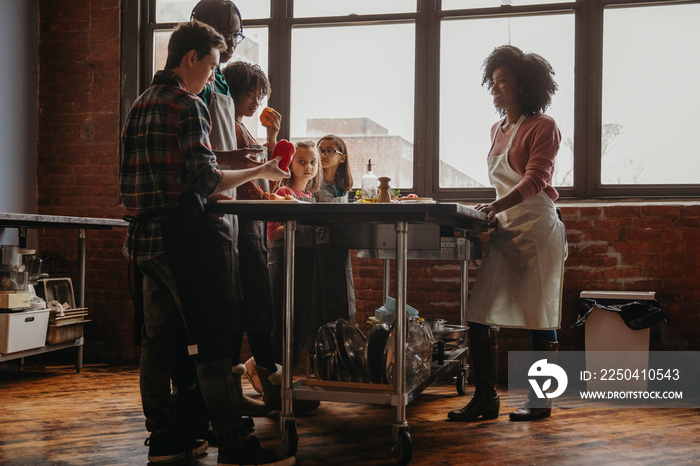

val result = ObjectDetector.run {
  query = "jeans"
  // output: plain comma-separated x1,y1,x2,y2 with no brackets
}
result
138,255,244,437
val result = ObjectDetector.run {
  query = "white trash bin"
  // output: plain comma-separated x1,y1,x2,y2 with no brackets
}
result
581,291,656,392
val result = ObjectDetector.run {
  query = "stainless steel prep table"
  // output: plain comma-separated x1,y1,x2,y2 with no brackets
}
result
0,213,127,371
206,201,487,464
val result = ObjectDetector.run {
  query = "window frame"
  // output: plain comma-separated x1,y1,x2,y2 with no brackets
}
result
121,0,700,201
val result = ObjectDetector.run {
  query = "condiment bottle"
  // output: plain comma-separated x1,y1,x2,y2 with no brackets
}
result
377,177,392,203
361,159,379,200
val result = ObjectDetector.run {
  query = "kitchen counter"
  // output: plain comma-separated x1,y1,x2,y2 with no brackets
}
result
0,212,127,371
0,212,126,232
206,200,488,461
207,200,487,230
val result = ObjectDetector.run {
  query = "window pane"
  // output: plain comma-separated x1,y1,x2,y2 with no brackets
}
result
156,0,196,23
294,0,415,18
153,27,267,75
601,4,700,185
439,14,574,189
290,24,415,189
232,0,269,19
153,30,170,74
153,27,270,143
230,27,270,142
156,1,268,23
442,0,570,9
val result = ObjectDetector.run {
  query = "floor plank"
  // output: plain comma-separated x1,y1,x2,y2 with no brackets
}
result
0,363,698,465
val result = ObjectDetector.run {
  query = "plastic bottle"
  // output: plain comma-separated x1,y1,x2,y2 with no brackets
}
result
361,159,379,200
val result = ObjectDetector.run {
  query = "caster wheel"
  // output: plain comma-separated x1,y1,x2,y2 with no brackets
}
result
283,420,298,456
391,429,412,465
456,367,468,396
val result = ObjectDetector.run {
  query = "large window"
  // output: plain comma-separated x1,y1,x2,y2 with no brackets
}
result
149,1,270,141
290,24,415,188
601,2,700,185
125,0,700,199
439,14,574,189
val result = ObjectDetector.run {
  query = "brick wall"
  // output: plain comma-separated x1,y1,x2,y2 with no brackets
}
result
35,1,699,364
36,0,135,362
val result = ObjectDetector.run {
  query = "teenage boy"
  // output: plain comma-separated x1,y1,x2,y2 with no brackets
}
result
120,20,293,466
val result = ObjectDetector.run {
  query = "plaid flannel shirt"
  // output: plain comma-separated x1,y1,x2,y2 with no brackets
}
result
119,70,222,261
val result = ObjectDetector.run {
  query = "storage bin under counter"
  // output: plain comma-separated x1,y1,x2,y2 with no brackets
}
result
0,309,50,354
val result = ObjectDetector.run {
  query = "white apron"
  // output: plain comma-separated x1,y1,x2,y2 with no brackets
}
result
466,115,566,329
208,89,238,152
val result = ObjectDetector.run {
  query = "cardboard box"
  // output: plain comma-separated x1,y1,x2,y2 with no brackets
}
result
0,291,31,310
0,309,50,353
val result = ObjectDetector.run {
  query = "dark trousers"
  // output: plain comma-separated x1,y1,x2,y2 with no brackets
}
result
138,256,245,437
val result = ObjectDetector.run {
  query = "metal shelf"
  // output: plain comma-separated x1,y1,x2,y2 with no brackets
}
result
0,213,126,372
292,346,470,406
0,337,84,371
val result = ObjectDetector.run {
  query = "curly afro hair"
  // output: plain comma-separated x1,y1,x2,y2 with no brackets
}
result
482,45,558,117
221,61,271,101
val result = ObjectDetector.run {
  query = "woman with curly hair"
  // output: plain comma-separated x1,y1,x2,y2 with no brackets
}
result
222,61,320,415
221,61,279,157
220,60,281,412
448,45,567,423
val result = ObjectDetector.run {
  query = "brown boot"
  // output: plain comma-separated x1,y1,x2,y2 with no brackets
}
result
231,364,270,417
256,365,320,415
448,326,500,422
509,336,558,421
243,357,263,395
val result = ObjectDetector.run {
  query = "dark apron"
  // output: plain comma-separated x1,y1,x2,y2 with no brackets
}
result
237,216,273,331
161,191,239,362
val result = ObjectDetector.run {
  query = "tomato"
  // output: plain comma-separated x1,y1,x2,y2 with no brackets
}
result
406,193,419,199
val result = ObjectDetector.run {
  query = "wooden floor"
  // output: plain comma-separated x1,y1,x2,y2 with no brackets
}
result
1,363,699,466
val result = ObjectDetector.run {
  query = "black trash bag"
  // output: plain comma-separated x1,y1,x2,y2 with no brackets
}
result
572,297,670,330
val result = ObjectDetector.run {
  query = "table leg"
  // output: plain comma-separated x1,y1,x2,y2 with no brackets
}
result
281,220,296,422
393,221,408,426
460,259,468,327
76,229,86,373
77,229,86,308
382,259,390,301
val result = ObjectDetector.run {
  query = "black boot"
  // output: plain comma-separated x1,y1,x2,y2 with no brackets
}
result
509,336,559,421
448,326,500,422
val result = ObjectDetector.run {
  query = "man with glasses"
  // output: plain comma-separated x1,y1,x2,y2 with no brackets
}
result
191,0,253,156
192,0,244,106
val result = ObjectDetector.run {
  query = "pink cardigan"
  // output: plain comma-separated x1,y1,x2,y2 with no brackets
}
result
489,113,561,202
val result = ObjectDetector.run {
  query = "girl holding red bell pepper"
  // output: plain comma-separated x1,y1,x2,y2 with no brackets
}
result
267,142,323,367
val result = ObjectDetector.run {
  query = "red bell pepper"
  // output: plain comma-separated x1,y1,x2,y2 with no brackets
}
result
270,139,295,171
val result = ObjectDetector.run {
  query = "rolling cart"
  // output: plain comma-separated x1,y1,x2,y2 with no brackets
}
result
206,201,487,464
